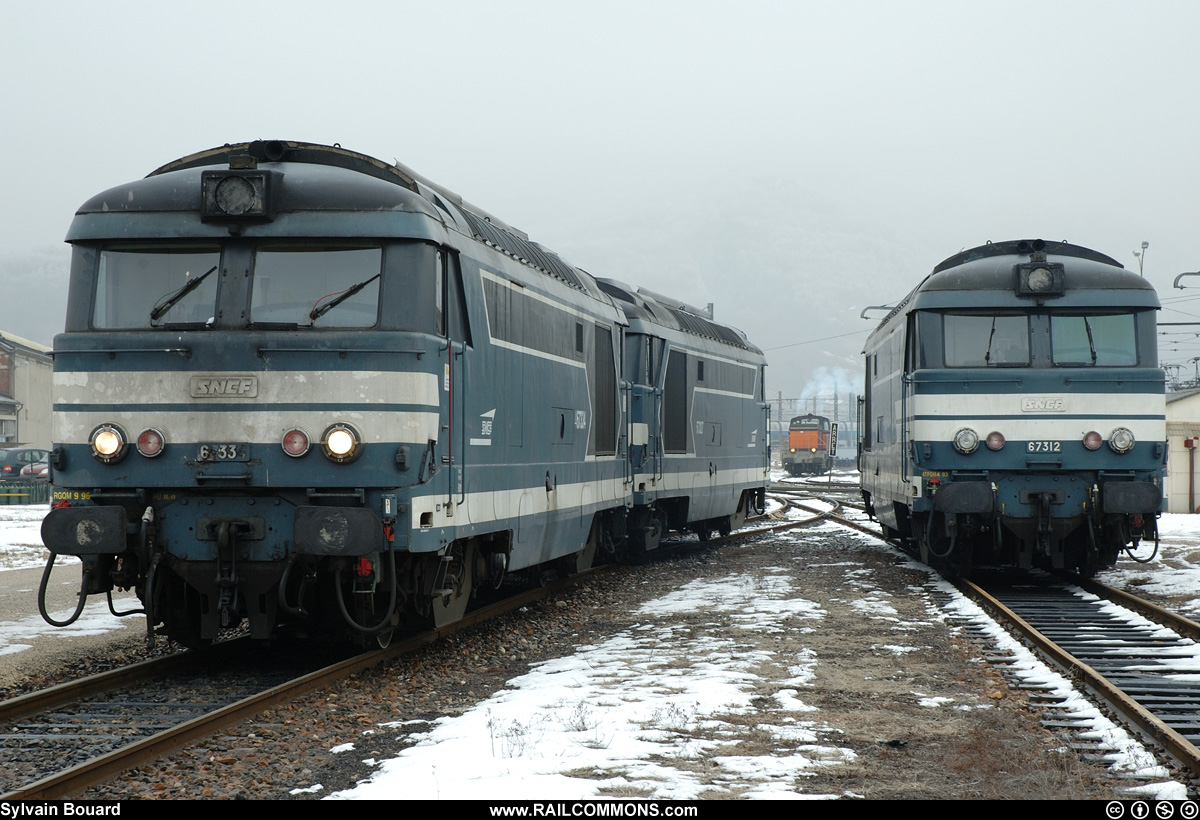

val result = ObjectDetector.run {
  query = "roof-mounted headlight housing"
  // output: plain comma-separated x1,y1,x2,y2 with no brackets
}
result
201,170,277,223
1015,261,1066,299
322,423,362,464
90,424,128,463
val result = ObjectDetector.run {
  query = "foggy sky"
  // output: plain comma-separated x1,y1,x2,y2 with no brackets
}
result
5,0,1200,403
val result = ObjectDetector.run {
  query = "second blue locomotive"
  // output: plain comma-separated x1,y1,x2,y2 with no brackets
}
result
859,239,1166,576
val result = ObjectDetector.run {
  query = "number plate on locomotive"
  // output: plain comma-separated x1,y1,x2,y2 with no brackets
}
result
197,443,249,462
1026,440,1062,453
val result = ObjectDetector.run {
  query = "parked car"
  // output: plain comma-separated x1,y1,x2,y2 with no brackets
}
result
0,448,50,482
20,458,49,480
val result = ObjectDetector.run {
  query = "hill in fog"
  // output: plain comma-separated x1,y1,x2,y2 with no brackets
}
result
0,246,69,347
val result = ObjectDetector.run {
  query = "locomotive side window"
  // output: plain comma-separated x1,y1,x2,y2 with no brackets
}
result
250,245,381,327
1050,313,1137,366
943,313,1029,367
591,324,618,456
435,250,445,335
664,350,689,453
444,251,472,346
94,247,221,329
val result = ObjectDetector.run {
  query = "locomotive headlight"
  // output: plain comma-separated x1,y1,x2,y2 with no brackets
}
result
1083,431,1103,451
90,424,127,463
985,432,1005,451
1109,427,1135,454
953,427,979,455
200,170,276,222
322,423,361,463
1016,262,1066,298
136,428,166,458
1027,268,1054,291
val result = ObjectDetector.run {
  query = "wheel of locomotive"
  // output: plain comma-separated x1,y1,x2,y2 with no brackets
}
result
429,541,475,627
718,517,732,538
375,628,395,649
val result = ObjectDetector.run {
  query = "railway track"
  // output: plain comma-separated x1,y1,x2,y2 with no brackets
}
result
0,569,599,799
796,493,1200,784
957,577,1200,781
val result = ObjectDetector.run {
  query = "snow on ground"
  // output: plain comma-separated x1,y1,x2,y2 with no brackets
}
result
2,496,1198,798
1099,515,1200,619
0,502,138,658
0,599,137,658
329,568,847,800
0,503,58,571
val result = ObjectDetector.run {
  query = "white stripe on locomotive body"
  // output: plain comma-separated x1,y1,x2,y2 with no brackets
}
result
911,418,1166,443
695,348,760,372
694,386,755,400
412,474,629,529
908,392,1166,441
908,392,1163,419
630,464,769,494
485,338,587,369
51,369,441,444
480,269,613,322
54,409,443,447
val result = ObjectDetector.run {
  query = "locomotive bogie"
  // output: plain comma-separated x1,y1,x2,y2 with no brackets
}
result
39,141,769,646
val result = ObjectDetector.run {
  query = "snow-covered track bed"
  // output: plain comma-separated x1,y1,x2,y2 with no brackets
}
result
959,577,1200,783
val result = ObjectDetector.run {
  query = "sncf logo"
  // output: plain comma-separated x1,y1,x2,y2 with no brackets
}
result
190,376,259,398
1021,397,1065,412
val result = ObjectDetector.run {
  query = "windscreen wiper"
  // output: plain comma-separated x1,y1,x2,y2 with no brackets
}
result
983,316,998,365
150,266,218,324
309,274,381,323
1083,316,1097,364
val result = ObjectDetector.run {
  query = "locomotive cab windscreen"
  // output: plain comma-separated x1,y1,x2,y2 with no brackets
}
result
910,309,1153,370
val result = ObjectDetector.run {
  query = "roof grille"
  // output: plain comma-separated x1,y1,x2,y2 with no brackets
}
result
462,211,586,291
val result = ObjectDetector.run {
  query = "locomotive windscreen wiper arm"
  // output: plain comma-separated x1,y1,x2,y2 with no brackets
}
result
1083,316,1097,364
309,273,381,323
983,316,998,364
150,266,218,323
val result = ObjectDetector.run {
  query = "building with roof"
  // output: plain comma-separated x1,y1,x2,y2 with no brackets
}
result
0,330,52,448
1165,388,1200,514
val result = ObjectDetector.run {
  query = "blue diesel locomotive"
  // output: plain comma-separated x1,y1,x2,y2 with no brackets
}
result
39,140,769,646
859,239,1166,576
